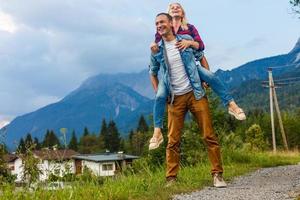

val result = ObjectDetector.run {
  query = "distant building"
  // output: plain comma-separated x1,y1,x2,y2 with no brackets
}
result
4,149,78,182
33,149,78,181
73,152,139,176
4,153,21,180
4,150,139,182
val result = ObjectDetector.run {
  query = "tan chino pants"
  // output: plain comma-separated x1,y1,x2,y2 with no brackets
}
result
166,91,223,178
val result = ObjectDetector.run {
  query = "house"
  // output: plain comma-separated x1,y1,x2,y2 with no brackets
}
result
33,149,78,181
4,150,139,182
73,152,139,176
4,153,22,181
4,149,78,182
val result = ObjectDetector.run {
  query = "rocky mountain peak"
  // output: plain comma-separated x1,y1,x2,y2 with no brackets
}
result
290,37,300,54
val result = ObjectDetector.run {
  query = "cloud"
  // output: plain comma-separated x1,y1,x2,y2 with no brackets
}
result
0,11,18,33
0,0,160,119
0,0,298,121
0,120,9,129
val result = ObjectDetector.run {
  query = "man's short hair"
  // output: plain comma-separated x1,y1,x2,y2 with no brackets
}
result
156,13,172,21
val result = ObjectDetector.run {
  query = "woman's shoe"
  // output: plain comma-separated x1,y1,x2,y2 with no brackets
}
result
228,107,246,120
149,135,164,150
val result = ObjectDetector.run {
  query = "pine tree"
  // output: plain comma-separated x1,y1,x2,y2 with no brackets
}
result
50,130,61,148
0,143,7,154
34,137,41,150
129,115,149,155
68,130,78,151
107,120,120,152
83,127,90,136
78,134,98,154
25,133,33,148
0,143,14,184
17,138,26,153
42,130,50,148
290,0,300,15
136,115,149,133
98,119,108,151
42,130,61,148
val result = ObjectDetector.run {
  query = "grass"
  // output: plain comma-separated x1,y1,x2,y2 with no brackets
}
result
1,150,299,200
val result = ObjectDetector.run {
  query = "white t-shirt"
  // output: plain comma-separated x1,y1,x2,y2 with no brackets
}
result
164,39,192,95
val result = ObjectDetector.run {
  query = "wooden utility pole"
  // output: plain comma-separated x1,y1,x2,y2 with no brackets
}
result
272,82,289,151
268,68,289,151
268,68,276,153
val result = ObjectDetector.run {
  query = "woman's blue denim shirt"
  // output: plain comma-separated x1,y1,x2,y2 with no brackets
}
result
149,34,205,101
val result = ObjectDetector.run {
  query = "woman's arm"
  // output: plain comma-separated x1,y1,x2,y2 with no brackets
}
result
188,24,205,51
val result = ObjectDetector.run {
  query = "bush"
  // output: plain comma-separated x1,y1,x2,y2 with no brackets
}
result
245,124,268,151
77,166,104,185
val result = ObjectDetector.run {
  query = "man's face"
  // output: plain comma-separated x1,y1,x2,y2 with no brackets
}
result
155,15,172,37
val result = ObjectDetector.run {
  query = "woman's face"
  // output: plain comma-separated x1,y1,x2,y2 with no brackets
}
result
169,3,183,18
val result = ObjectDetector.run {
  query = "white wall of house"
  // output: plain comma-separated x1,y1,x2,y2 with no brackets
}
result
38,159,75,181
82,161,115,176
10,158,23,182
10,157,75,182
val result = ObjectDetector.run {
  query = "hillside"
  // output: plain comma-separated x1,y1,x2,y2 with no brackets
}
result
1,37,299,149
3,82,153,148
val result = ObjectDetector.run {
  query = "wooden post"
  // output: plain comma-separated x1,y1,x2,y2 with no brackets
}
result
268,68,276,153
271,81,289,151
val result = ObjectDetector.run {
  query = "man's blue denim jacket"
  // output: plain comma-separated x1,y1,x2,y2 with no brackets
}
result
149,34,205,101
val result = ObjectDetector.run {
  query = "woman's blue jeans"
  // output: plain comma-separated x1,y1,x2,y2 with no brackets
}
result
153,66,233,128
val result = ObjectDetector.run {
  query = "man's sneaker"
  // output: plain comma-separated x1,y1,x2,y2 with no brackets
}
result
213,173,227,188
165,176,177,187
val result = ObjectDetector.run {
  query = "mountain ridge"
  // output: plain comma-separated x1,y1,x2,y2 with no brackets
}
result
1,37,299,149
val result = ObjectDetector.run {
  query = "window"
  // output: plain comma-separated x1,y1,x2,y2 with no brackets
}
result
102,164,113,171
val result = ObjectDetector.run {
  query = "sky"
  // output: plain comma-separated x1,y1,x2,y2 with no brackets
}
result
0,0,299,127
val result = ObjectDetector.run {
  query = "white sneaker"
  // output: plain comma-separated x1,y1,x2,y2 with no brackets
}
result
149,135,164,150
213,173,227,188
228,107,246,120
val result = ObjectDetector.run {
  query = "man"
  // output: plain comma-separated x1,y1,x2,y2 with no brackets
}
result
149,13,227,188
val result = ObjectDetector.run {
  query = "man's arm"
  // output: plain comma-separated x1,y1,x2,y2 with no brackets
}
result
150,75,159,92
149,53,160,92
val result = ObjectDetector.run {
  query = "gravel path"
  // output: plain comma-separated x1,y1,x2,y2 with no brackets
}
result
174,164,300,200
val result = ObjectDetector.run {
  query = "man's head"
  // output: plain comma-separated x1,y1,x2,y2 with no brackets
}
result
155,13,174,38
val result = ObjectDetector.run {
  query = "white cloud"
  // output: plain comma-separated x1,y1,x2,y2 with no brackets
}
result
0,120,10,129
0,0,298,122
0,11,17,33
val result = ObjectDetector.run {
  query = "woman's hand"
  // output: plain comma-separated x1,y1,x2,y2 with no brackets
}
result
202,82,210,89
150,42,159,54
176,39,191,51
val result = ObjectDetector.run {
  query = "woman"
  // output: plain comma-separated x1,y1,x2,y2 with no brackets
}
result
149,3,246,150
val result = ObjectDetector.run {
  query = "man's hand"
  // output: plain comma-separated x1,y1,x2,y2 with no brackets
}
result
150,42,159,54
176,39,191,51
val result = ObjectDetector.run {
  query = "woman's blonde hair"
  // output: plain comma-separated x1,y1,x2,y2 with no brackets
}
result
167,2,188,30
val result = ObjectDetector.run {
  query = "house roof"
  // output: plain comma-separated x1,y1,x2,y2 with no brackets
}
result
73,153,139,162
33,149,78,160
3,153,18,163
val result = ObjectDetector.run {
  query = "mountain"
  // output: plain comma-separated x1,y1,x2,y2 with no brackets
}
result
2,37,300,149
215,48,300,89
232,64,300,111
2,82,153,149
84,69,154,99
228,38,300,110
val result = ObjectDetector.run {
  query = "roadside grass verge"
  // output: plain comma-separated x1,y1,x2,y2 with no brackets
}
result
1,150,299,200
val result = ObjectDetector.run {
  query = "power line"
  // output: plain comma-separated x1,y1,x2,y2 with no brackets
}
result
268,63,300,69
261,76,300,85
